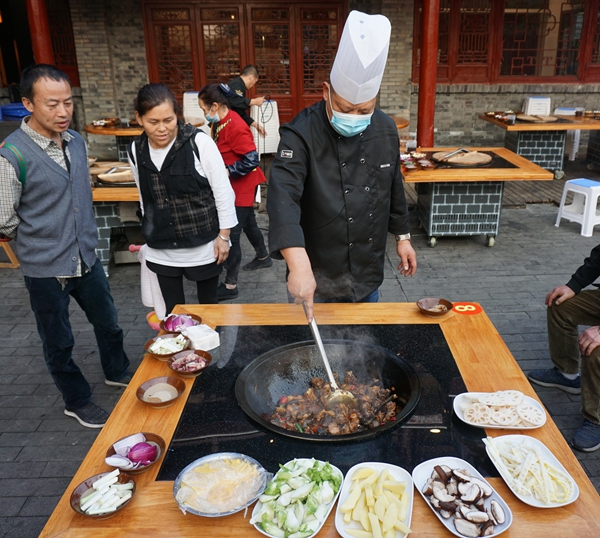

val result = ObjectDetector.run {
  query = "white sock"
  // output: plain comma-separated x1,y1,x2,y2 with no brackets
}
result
561,372,580,380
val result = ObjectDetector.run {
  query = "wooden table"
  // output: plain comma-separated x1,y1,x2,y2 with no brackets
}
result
85,124,143,162
403,147,552,247
40,303,600,537
479,114,600,177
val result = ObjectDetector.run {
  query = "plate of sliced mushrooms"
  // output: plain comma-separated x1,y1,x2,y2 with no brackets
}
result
453,390,546,430
412,457,512,537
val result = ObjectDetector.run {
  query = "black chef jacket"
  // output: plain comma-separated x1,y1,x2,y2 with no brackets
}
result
226,76,254,128
267,100,410,301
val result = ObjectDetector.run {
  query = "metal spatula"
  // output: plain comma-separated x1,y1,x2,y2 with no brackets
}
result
302,302,357,408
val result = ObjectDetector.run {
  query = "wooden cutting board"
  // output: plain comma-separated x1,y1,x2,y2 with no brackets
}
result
432,151,492,165
516,114,558,123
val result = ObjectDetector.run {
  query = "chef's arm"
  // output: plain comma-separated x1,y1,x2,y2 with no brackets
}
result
396,240,417,277
280,247,317,322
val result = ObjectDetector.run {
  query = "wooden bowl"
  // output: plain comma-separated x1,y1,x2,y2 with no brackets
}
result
159,313,203,333
168,349,212,379
103,117,119,127
144,334,191,361
70,471,135,519
104,432,166,474
417,298,453,318
136,376,186,409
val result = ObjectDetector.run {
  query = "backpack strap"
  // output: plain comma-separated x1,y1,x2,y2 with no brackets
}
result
127,140,137,167
189,129,203,162
0,142,26,186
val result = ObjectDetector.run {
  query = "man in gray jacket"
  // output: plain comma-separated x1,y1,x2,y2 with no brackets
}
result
0,64,130,428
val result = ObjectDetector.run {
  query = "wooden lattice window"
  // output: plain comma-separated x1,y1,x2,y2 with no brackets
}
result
301,9,338,92
47,0,80,86
200,9,241,84
413,0,600,83
146,8,197,100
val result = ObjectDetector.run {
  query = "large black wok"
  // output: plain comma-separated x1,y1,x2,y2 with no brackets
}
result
235,339,420,442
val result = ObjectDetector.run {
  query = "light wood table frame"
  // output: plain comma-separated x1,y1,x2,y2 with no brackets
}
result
40,303,600,537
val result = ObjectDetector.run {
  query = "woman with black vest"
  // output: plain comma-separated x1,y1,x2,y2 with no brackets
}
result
129,84,237,313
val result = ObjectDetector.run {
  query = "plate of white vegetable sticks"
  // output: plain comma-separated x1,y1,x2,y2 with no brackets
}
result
483,435,579,508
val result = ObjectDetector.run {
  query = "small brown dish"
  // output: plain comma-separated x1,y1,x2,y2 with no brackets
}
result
158,313,203,333
136,376,186,409
70,471,135,519
417,298,453,318
103,117,119,127
168,349,212,379
144,334,191,361
104,432,166,475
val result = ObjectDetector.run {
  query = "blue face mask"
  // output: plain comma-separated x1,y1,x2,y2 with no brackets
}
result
328,89,373,137
205,111,220,124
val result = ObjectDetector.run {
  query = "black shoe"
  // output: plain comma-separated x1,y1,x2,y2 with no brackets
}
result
528,367,581,394
64,402,109,429
243,256,273,271
105,372,132,388
217,283,239,301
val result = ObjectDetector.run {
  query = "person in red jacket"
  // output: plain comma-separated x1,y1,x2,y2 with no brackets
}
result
198,84,271,300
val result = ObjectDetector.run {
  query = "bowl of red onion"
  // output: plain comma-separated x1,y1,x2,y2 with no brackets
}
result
104,432,166,475
159,313,202,333
168,349,212,379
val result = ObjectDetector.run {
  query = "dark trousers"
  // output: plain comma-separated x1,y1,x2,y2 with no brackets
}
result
156,273,220,313
548,288,600,423
24,259,129,410
225,206,269,286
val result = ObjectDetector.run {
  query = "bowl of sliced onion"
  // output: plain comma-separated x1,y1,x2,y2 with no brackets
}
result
168,349,212,379
144,333,191,361
159,313,202,333
104,432,166,474
70,469,136,519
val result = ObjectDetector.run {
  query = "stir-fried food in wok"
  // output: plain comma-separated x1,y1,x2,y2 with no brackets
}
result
266,371,398,435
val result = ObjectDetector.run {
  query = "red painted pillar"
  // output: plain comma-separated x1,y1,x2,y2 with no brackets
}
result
26,0,54,65
417,0,440,148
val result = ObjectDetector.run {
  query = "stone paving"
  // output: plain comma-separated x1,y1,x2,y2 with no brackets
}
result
2,162,600,536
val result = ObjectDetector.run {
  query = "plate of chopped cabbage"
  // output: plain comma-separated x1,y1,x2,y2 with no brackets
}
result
250,458,343,538
483,435,579,508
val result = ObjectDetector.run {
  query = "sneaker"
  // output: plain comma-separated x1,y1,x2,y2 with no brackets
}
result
527,367,581,394
64,402,109,429
217,283,239,301
572,419,600,452
104,372,132,388
243,256,273,271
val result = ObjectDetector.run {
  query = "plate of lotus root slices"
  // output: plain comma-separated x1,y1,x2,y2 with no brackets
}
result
453,390,546,430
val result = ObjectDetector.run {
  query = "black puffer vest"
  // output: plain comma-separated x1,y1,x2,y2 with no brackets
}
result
135,122,219,249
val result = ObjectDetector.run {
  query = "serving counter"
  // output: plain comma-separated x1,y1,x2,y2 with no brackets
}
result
479,114,600,178
85,124,143,162
40,303,600,537
403,147,553,247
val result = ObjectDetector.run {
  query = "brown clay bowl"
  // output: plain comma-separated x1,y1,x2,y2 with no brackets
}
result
104,432,166,474
159,313,203,333
168,349,212,379
136,376,186,409
416,297,453,318
143,334,191,361
70,471,135,519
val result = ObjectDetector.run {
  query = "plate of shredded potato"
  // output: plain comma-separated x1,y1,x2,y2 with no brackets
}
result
483,435,579,508
173,452,270,516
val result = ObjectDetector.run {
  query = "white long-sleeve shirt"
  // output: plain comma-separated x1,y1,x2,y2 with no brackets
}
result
129,132,237,267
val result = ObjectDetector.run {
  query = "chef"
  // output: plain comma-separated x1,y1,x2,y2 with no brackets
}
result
267,10,416,321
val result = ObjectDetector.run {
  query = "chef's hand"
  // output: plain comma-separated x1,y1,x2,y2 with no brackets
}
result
396,240,417,277
579,326,600,356
214,232,230,265
281,247,317,322
546,285,575,306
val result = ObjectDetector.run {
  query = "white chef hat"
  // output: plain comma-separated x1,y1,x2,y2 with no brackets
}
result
330,10,391,104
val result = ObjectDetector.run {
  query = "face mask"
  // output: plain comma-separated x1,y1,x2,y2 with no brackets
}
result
328,88,372,137
205,107,220,124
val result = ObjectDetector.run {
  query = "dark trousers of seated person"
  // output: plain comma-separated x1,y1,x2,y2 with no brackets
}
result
24,259,130,410
224,206,269,286
147,260,221,313
548,287,600,424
